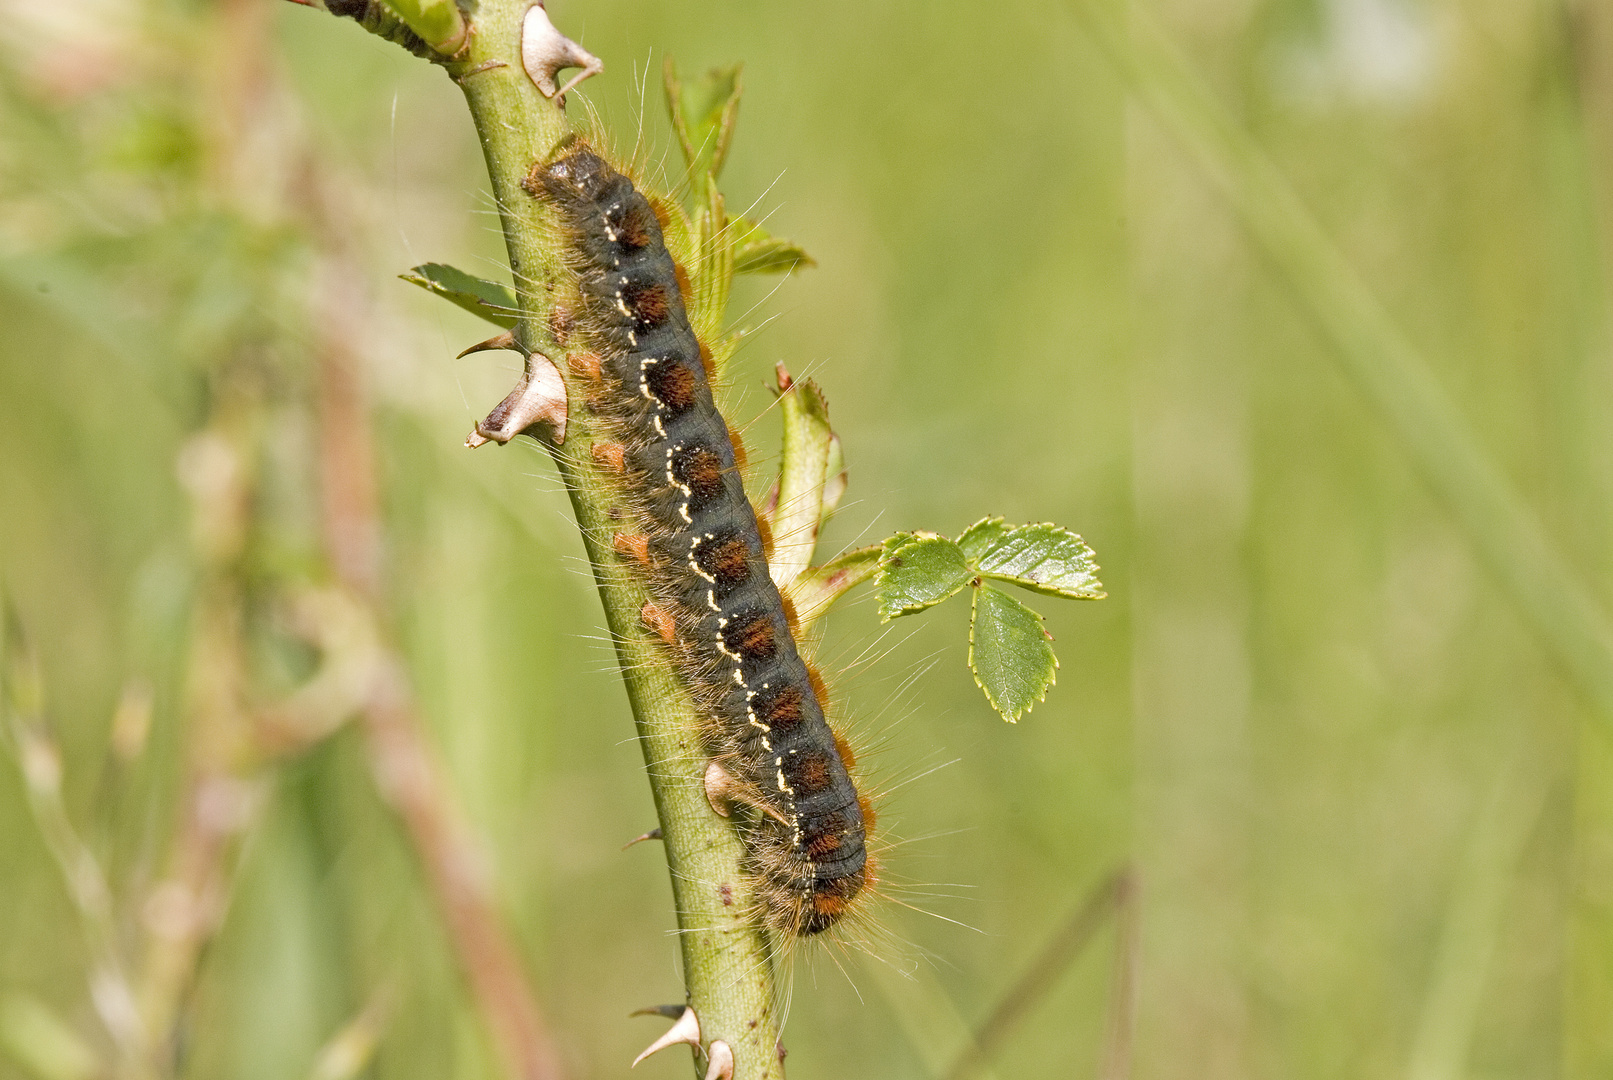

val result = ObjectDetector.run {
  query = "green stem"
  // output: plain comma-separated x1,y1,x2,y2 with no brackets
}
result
379,0,468,54
438,7,784,1078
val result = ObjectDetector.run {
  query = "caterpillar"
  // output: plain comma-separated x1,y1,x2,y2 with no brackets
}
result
529,145,873,937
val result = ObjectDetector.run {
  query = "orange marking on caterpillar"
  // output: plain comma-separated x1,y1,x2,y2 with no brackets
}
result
641,602,677,646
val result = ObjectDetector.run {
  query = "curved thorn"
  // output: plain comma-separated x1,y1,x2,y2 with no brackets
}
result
521,2,603,101
468,352,569,447
622,827,663,850
457,331,517,358
703,1040,734,1080
631,1006,700,1068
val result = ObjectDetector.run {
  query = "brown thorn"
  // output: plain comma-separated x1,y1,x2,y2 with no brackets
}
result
456,330,517,358
704,761,792,828
622,827,662,850
774,361,794,393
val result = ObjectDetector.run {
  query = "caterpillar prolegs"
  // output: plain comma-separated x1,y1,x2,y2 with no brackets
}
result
531,147,873,936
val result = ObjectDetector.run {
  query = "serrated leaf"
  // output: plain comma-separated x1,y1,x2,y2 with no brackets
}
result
969,584,1057,722
957,516,1010,562
664,60,742,191
399,263,518,329
877,535,973,620
734,237,814,275
970,523,1105,600
726,217,814,275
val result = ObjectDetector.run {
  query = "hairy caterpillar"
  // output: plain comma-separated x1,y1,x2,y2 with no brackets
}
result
529,145,873,937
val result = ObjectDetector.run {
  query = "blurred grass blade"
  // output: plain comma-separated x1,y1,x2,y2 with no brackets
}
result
1069,0,1613,725
1405,761,1548,1080
0,995,98,1080
400,263,519,329
308,988,392,1080
946,869,1132,1080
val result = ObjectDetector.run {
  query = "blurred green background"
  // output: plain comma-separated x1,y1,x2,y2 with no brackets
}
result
3,0,1612,1078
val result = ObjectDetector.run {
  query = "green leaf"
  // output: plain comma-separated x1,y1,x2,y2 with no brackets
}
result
771,378,834,587
734,238,814,275
970,522,1105,600
399,263,518,329
969,584,1058,723
729,217,815,275
688,184,733,349
664,60,742,191
957,516,1011,562
877,535,973,620
819,433,847,526
785,545,882,634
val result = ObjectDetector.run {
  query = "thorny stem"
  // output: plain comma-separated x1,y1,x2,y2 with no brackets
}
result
302,2,787,1076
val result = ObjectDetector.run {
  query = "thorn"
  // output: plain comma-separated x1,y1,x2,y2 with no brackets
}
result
629,1004,685,1020
631,1006,701,1067
521,2,603,102
703,760,737,818
622,827,662,850
467,352,568,448
704,760,793,827
703,1040,734,1080
457,331,517,358
774,361,793,393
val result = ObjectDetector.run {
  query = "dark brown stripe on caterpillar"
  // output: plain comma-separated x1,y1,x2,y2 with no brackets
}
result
534,147,869,936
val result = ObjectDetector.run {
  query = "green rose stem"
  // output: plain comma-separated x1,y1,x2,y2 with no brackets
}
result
297,2,788,1076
